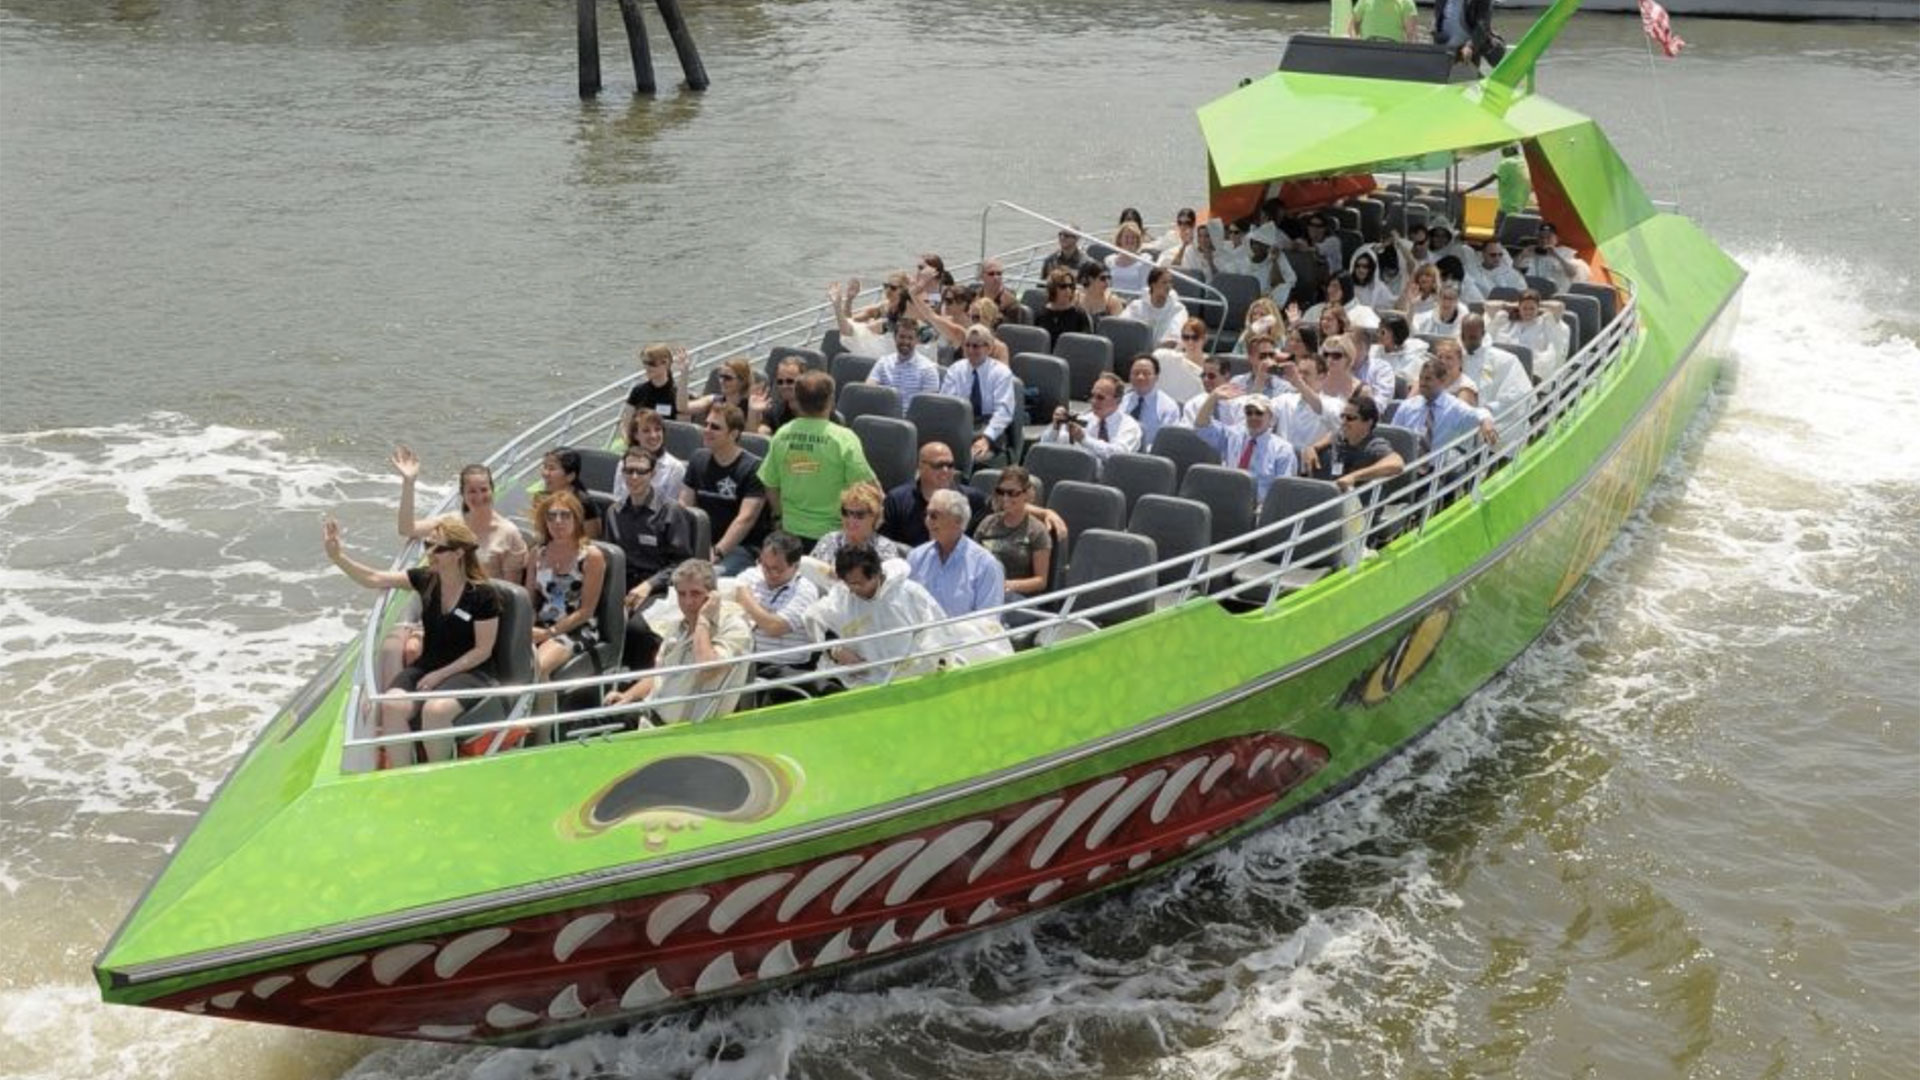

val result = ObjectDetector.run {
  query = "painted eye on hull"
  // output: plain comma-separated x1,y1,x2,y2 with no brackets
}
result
576,753,793,834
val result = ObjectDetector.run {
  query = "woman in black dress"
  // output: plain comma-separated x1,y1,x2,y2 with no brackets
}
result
322,516,500,766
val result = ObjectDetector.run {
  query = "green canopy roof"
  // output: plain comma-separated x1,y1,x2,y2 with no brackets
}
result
1198,71,1593,187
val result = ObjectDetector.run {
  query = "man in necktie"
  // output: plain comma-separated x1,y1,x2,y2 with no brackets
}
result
1118,355,1182,449
940,325,1018,468
1193,391,1297,501
1041,372,1141,465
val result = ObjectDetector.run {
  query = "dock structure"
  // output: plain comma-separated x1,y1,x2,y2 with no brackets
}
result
579,0,709,98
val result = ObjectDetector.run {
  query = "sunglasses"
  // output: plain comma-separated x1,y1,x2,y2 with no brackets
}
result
426,542,461,554
1244,408,1268,418
925,460,956,470
1180,332,1202,341
776,378,797,386
1342,413,1363,421
984,270,1003,278
704,423,727,432
1320,351,1347,360
839,506,872,519
544,509,575,521
964,341,989,349
994,487,1025,497
622,466,652,477
718,373,739,383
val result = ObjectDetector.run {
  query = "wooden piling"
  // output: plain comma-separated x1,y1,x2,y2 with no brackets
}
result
577,0,602,98
616,0,656,95
653,0,709,92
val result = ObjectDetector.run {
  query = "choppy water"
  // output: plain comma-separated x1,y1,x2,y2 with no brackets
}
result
3,3,1917,1078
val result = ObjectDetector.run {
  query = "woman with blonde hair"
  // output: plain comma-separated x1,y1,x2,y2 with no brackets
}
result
523,489,607,681
1237,296,1285,353
322,515,500,766
1105,221,1151,295
808,480,908,572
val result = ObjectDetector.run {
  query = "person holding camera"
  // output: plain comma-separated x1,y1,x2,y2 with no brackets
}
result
1038,373,1141,464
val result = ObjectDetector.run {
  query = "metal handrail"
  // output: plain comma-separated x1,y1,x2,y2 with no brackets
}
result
344,266,1638,758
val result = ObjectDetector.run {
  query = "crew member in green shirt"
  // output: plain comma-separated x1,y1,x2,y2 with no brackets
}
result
756,370,877,547
1349,0,1417,42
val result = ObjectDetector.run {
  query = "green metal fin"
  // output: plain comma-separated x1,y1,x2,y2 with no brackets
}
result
1482,0,1585,112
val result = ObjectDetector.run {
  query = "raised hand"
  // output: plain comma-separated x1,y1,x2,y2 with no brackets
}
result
389,445,421,482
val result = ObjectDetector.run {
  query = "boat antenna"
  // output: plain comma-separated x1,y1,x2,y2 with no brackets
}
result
1481,0,1584,112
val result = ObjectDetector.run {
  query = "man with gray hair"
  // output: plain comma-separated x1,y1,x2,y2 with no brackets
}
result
605,558,753,724
907,488,1006,621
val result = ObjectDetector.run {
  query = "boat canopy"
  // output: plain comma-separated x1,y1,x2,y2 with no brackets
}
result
1199,0,1599,216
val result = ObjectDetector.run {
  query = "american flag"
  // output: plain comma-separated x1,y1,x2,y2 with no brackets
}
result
1639,0,1687,57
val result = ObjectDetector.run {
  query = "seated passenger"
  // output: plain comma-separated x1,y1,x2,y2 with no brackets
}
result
1431,337,1481,407
524,490,608,680
1246,222,1300,306
1236,297,1283,354
1375,312,1432,388
391,446,527,582
754,356,807,435
604,448,695,669
1034,267,1094,347
1514,221,1591,294
758,371,878,548
805,544,1007,688
1152,317,1211,404
1040,373,1141,463
1106,221,1152,295
1076,261,1126,320
1400,262,1442,319
1118,354,1186,448
1268,353,1344,457
1120,266,1191,347
1042,226,1097,279
681,403,768,576
940,325,1021,467
976,258,1019,314
866,317,943,414
323,515,499,766
1347,248,1398,310
604,559,753,725
1307,393,1406,492
732,531,821,669
621,408,687,504
1413,284,1467,340
537,447,604,539
1183,354,1242,427
882,444,989,549
1391,356,1500,460
680,355,758,428
1191,391,1300,502
908,489,1006,621
1488,290,1570,382
1460,313,1536,448
1303,213,1343,277
1466,238,1527,297
972,465,1057,598
835,274,909,355
813,480,910,577
619,342,684,434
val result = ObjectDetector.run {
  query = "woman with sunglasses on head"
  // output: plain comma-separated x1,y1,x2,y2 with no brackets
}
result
617,342,686,436
524,489,607,681
620,409,686,503
971,465,1057,600
323,515,499,766
536,447,604,540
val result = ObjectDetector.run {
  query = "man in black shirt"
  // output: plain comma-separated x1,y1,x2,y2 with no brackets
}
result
680,403,767,576
604,448,696,668
881,442,990,548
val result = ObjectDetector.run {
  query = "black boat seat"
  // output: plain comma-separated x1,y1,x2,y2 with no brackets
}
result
852,415,917,493
1148,425,1220,490
1229,477,1352,601
837,382,901,428
1045,480,1125,571
1127,494,1213,591
453,581,536,756
1058,529,1156,627
1054,332,1114,399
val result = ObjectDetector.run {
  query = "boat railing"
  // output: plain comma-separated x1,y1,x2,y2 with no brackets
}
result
342,273,1638,764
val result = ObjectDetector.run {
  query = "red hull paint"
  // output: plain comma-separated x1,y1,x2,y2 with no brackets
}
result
155,731,1328,1044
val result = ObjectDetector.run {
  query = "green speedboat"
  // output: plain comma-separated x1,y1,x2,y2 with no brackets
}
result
96,0,1742,1046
